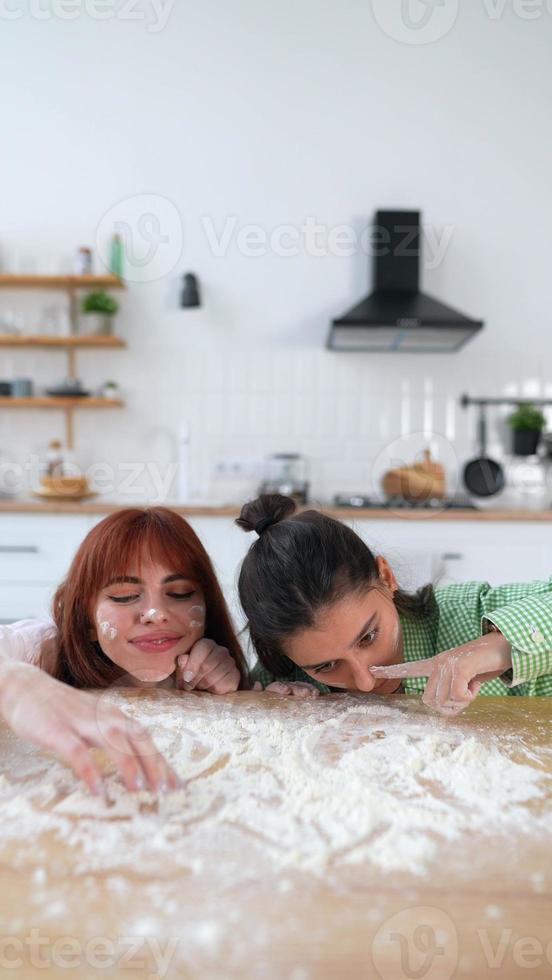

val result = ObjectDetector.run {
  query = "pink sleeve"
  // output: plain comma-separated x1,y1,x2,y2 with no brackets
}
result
0,619,58,670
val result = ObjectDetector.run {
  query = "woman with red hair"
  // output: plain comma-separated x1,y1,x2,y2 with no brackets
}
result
0,507,247,797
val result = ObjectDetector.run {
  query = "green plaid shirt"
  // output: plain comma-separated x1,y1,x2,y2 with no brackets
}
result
250,578,552,696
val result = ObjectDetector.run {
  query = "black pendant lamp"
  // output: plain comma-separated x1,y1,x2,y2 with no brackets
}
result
181,272,201,308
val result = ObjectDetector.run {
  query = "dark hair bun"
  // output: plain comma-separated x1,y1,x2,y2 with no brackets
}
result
236,494,296,535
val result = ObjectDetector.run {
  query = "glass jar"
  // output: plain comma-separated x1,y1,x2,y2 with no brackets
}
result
503,454,551,510
258,453,309,504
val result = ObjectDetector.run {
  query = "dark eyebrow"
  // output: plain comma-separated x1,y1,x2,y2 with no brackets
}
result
105,574,193,587
300,613,378,671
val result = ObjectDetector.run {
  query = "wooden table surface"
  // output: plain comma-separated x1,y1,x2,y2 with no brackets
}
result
0,692,550,979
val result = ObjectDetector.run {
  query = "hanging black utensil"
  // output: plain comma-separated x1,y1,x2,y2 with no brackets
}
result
463,405,505,497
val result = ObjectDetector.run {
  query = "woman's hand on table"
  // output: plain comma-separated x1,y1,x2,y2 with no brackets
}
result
175,638,240,694
252,680,320,699
0,662,180,797
370,631,512,716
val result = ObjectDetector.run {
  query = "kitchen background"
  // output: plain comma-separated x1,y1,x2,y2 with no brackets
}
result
1,0,551,510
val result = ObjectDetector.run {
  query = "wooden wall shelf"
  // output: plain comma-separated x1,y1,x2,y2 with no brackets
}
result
0,334,126,348
0,274,125,289
0,272,126,448
0,397,123,408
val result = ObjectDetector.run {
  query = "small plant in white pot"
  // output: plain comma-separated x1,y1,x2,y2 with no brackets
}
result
99,380,120,400
79,291,119,336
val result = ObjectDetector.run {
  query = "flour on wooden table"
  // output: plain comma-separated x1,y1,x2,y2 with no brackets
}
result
0,694,549,881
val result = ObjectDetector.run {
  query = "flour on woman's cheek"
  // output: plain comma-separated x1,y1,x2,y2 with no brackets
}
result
98,619,118,642
94,601,138,670
94,604,122,655
189,604,206,632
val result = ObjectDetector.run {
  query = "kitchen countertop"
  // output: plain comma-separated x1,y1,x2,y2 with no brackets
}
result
1,498,552,521
0,691,550,979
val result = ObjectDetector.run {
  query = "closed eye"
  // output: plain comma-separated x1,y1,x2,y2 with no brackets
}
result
108,590,196,604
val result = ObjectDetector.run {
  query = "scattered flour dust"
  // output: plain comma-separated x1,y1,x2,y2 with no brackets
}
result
0,694,549,882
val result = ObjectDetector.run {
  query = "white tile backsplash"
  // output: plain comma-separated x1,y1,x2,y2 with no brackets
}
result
1,333,549,505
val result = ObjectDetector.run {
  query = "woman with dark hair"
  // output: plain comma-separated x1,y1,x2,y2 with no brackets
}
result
0,507,247,796
236,494,552,714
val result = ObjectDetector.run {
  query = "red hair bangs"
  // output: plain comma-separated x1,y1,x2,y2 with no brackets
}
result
83,508,208,592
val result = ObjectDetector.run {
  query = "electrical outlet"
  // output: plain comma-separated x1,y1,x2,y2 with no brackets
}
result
213,458,263,479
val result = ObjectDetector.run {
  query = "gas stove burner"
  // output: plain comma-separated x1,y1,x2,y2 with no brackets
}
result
333,494,374,508
333,493,477,510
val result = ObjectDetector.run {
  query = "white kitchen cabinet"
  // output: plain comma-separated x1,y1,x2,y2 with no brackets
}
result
0,515,94,622
0,512,550,622
0,515,91,583
348,520,551,591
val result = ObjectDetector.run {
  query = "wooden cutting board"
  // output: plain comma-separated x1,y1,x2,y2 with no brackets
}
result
0,692,550,980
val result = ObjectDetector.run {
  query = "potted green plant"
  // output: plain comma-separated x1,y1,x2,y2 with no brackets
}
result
99,380,119,400
507,403,546,456
79,291,119,336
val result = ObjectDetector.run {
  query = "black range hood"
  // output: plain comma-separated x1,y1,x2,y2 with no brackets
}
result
328,210,483,353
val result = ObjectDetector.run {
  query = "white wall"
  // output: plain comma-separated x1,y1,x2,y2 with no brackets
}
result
1,0,551,503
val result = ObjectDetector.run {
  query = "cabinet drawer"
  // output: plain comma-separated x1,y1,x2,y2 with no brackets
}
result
436,545,551,586
0,516,90,583
351,519,552,586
